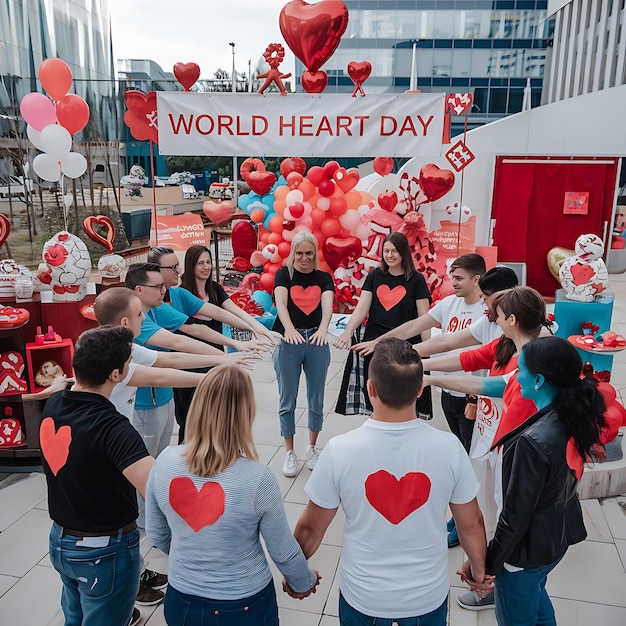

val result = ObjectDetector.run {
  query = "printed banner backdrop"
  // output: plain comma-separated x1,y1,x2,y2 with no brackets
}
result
150,213,208,250
157,93,445,157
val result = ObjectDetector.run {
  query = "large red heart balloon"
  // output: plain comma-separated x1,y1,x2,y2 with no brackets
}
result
173,62,201,91
124,90,159,144
247,171,277,196
231,221,258,260
378,191,398,212
322,236,363,270
203,200,234,225
418,163,455,202
279,0,349,73
83,215,115,253
334,168,359,193
301,70,328,94
373,157,394,176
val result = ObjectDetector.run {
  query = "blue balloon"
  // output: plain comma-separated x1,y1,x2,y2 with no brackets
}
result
238,193,251,213
263,211,277,230
251,290,272,313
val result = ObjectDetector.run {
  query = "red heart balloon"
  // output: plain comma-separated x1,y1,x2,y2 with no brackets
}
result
0,214,11,249
301,70,328,94
56,94,90,135
247,171,277,196
373,157,394,176
173,62,201,91
418,163,455,202
279,0,349,73
347,61,371,88
280,157,307,178
322,236,363,270
307,166,327,187
231,221,258,260
334,167,359,193
203,200,234,225
378,191,398,212
123,90,159,144
83,215,115,253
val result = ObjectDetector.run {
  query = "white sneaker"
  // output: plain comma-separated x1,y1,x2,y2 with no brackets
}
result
305,445,320,470
282,450,298,477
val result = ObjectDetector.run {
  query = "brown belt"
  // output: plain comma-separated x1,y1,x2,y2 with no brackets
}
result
61,520,137,537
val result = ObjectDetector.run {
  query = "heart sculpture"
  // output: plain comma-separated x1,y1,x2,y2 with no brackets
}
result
83,215,115,254
247,171,277,196
173,62,201,91
334,168,359,193
376,285,406,311
378,191,398,212
280,157,307,179
290,285,321,315
279,0,349,73
203,200,234,225
169,477,225,532
547,247,575,282
0,214,10,250
373,157,394,177
322,236,363,270
418,163,455,203
301,70,328,94
347,61,372,97
365,469,431,524
447,93,473,116
123,90,159,145
40,417,72,476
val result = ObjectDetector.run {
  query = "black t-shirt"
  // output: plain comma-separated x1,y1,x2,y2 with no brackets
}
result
362,268,431,342
183,281,231,352
41,390,149,531
272,267,334,334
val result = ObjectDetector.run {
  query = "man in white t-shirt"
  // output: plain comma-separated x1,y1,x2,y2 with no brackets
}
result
291,338,487,626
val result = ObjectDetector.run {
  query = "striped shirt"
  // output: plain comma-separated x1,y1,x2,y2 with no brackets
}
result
145,446,316,599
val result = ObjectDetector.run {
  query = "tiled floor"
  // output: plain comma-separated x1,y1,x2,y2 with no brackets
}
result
1,273,626,625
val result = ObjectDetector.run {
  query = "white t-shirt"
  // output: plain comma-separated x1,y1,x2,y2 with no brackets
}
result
305,418,479,619
429,295,487,396
469,315,503,345
110,344,158,419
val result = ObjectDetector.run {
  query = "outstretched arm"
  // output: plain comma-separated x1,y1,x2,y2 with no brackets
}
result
414,327,480,357
145,328,224,355
423,373,507,397
333,291,372,349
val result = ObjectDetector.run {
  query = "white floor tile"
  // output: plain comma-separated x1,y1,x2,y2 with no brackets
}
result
580,498,614,542
280,606,322,626
0,574,18,599
0,509,51,577
551,596,626,626
600,497,626,540
0,473,47,531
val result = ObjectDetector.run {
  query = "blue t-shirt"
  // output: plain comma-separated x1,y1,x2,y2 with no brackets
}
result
167,287,205,317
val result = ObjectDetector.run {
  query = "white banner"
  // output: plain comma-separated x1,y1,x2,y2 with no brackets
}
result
157,93,445,158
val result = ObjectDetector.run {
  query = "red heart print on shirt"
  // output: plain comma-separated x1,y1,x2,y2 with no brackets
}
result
376,285,406,311
291,285,321,315
169,477,225,532
40,417,72,476
365,470,431,524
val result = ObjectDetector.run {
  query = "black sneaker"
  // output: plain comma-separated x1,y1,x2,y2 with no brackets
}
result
140,568,168,590
135,583,164,606
129,607,141,626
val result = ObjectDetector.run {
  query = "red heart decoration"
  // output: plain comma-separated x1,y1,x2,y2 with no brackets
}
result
0,417,26,447
301,70,328,94
377,191,398,212
203,200,234,225
322,236,363,270
347,61,372,87
173,62,201,91
123,90,159,145
231,221,258,261
288,202,305,219
83,215,115,254
169,477,225,532
376,285,406,310
280,157,307,179
307,166,327,187
290,285,321,315
570,262,595,286
40,417,72,476
279,0,349,73
333,168,359,193
0,307,30,329
0,351,25,377
0,370,28,395
418,163,455,202
447,93,473,116
365,470,431,524
0,214,11,249
373,157,394,177
247,171,277,196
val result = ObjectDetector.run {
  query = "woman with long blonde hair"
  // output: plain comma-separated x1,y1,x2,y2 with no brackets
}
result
145,366,319,625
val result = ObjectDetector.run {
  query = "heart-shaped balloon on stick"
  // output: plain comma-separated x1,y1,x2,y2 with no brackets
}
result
347,61,372,97
418,164,455,203
173,62,201,91
83,215,115,254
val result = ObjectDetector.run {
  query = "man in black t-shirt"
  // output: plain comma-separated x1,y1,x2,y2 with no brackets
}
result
41,326,153,626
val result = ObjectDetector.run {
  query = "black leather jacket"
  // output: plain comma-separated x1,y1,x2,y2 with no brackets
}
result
486,406,587,574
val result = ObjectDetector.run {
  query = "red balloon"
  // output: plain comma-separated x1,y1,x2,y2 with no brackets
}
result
268,232,282,244
320,218,341,238
301,70,328,93
280,157,307,178
250,209,266,223
56,94,90,135
278,242,291,258
232,221,258,261
319,179,335,197
378,191,398,212
307,166,326,187
419,163,455,202
322,235,363,270
286,171,304,188
373,156,394,176
259,273,275,293
289,202,305,219
124,90,159,144
279,0,349,73
324,161,341,178
173,62,200,91
600,406,622,444
248,171,277,196
240,157,266,182
268,262,282,275
269,216,284,233
39,58,73,101
329,197,348,217
347,61,372,96
311,208,327,228
282,219,296,231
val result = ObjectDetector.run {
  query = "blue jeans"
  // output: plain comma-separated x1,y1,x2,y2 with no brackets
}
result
273,331,330,438
339,593,447,626
494,558,562,626
49,522,141,626
164,580,278,626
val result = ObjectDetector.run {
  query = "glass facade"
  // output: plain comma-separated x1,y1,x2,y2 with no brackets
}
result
296,0,555,129
0,0,121,141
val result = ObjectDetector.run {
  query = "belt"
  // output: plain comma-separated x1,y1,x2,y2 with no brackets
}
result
61,520,137,537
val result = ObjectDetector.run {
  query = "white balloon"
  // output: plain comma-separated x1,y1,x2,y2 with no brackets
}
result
40,124,72,159
26,125,45,151
285,189,304,205
61,152,87,179
33,153,61,182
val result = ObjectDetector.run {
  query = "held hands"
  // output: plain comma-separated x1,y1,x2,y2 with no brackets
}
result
333,330,352,350
465,403,478,421
282,570,322,599
457,559,495,596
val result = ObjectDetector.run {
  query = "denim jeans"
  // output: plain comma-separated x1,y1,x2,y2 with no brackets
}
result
164,580,278,626
494,558,562,626
441,391,473,452
339,593,447,626
49,522,141,626
273,332,330,438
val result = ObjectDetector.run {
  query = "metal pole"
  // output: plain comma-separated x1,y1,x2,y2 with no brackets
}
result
229,43,238,205
410,43,417,91
229,42,236,93
248,59,253,92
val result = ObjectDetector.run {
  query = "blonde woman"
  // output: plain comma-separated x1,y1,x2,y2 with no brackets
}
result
272,232,334,477
145,366,319,626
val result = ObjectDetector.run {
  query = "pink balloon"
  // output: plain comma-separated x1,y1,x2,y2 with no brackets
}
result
20,93,57,131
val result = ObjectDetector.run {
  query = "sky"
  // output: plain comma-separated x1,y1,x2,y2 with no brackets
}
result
109,0,296,80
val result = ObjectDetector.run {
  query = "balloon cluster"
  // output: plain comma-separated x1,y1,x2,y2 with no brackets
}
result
20,58,89,182
238,158,280,228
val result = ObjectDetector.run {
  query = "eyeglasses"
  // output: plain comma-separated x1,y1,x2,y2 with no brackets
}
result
196,260,212,267
160,263,179,271
139,283,167,291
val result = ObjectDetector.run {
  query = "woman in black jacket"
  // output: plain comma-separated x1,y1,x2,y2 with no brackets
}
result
460,335,606,626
